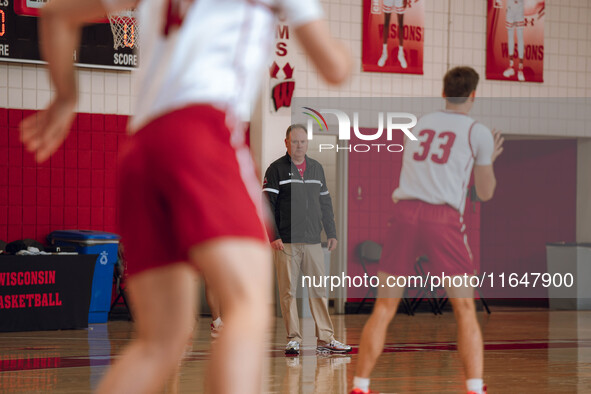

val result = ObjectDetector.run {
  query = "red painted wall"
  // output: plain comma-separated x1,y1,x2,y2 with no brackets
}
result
0,108,129,244
480,139,577,297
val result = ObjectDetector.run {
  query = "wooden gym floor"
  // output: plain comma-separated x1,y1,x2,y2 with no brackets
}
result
1,308,590,393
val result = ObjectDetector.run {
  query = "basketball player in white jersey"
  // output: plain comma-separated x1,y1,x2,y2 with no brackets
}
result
20,0,351,393
499,0,526,81
351,67,504,394
378,0,407,68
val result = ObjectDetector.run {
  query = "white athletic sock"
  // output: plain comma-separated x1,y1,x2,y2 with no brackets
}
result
213,317,222,328
517,27,524,58
507,27,514,58
466,378,484,393
353,376,370,392
509,58,514,68
382,43,387,51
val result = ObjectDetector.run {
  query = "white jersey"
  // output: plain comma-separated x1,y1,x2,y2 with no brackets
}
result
505,0,525,28
392,111,494,214
102,0,322,132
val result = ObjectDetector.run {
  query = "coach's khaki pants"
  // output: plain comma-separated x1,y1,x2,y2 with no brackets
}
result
274,243,335,344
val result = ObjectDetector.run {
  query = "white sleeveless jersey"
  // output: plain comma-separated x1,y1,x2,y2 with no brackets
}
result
505,0,525,27
102,0,322,132
392,111,494,214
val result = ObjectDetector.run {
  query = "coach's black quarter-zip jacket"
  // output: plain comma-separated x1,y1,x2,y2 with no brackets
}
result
262,153,337,244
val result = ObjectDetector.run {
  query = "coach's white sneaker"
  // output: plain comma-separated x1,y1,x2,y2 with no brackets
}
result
517,70,525,81
377,46,388,67
285,340,300,356
317,339,352,353
503,67,515,78
398,47,407,69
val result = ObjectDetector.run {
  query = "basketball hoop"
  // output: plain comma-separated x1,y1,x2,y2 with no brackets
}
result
107,9,139,50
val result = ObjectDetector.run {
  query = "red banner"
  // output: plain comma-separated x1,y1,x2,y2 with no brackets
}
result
486,0,545,83
362,0,424,74
270,21,295,112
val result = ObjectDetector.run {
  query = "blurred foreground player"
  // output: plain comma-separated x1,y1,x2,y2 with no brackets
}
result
351,66,504,394
20,0,351,392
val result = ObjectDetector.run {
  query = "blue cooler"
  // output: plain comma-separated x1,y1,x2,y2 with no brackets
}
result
48,230,121,323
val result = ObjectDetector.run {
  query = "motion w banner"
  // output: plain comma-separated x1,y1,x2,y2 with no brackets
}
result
362,0,424,74
486,0,545,83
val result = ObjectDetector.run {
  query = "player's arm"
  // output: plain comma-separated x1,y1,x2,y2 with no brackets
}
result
281,0,351,85
294,21,351,85
262,165,283,249
473,129,504,201
39,0,113,101
20,0,137,162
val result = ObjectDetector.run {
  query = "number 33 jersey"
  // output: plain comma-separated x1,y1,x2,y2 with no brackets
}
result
393,110,494,214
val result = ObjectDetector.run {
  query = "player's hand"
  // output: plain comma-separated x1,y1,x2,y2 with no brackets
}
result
20,97,76,163
271,239,284,251
491,129,504,163
327,238,338,252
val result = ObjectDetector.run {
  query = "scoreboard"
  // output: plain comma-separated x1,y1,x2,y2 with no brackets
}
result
0,0,138,70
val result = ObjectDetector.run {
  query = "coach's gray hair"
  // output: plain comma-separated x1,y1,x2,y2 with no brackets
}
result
285,124,307,139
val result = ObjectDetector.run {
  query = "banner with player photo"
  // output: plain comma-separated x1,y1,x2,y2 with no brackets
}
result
362,0,424,74
486,0,545,83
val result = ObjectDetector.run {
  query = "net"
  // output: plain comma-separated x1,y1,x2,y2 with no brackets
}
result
107,9,139,50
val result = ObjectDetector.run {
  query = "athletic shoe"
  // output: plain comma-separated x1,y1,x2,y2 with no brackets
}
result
503,67,515,78
316,339,352,353
398,47,407,69
377,47,388,67
467,384,487,394
210,322,222,338
517,70,525,81
285,340,300,356
350,388,379,394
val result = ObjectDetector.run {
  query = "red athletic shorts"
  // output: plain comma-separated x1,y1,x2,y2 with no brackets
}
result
380,200,474,276
118,105,268,277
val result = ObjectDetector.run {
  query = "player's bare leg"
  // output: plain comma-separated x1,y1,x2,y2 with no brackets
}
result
190,238,272,394
516,27,525,81
355,297,400,377
96,263,198,394
447,283,485,393
353,273,405,391
397,13,407,68
503,27,516,78
378,13,391,67
164,320,195,394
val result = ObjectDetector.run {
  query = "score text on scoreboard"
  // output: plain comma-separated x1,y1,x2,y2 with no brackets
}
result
0,0,138,70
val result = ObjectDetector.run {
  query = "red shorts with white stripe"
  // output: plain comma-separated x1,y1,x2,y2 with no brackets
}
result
380,200,474,276
118,105,268,277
